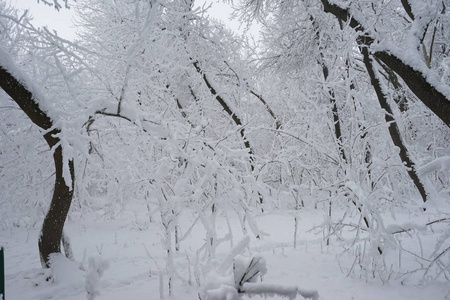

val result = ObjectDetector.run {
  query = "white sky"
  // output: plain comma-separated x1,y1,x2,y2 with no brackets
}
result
10,0,259,41
11,0,78,40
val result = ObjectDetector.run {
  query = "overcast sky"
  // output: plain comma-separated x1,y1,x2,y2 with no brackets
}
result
10,0,257,41
12,0,78,40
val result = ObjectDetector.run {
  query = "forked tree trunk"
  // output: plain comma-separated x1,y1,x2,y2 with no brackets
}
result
0,65,74,267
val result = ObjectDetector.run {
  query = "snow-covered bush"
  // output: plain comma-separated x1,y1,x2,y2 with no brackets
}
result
202,255,318,300
85,256,109,300
200,237,319,300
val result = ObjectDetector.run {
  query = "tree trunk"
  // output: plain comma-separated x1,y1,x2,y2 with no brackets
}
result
321,63,347,163
0,64,75,267
39,138,75,267
361,47,428,203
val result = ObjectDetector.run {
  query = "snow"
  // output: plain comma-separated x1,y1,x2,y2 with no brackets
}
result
1,208,448,300
85,256,109,300
217,236,250,275
241,282,318,300
419,156,450,176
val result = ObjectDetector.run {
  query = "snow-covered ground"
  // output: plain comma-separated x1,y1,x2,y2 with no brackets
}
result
1,207,449,300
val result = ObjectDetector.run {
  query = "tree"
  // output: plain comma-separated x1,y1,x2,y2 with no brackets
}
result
234,0,450,279
0,4,97,267
318,0,450,127
1,1,272,270
72,1,276,290
0,8,75,267
0,63,75,267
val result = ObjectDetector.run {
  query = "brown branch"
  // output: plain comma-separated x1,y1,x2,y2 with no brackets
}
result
321,63,347,163
0,66,54,136
375,58,409,113
373,51,450,126
95,110,132,122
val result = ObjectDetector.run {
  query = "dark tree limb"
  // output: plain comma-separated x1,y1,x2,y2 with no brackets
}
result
223,60,281,129
321,63,347,163
400,0,415,21
391,218,450,234
310,14,347,163
0,65,74,267
0,67,53,131
249,90,282,129
193,61,266,206
193,61,256,171
373,51,450,127
361,47,428,203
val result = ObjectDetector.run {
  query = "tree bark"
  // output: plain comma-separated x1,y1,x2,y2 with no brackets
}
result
38,142,75,267
0,65,74,267
372,51,449,126
361,48,428,203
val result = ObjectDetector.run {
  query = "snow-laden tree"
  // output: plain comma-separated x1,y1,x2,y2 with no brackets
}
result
0,1,267,281
70,0,282,291
234,0,450,281
1,0,273,272
0,3,99,266
238,0,450,124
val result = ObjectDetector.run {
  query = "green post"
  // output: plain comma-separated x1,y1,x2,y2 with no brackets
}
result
0,247,4,300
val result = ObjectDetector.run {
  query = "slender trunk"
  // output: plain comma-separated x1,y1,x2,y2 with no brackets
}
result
193,61,256,171
311,15,347,163
321,63,347,163
193,62,266,207
361,47,428,203
348,74,374,189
